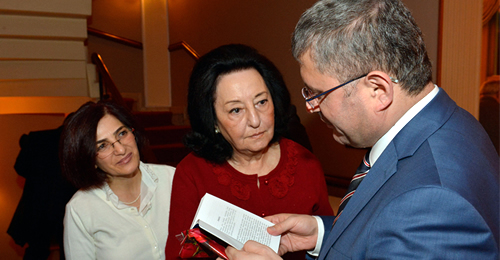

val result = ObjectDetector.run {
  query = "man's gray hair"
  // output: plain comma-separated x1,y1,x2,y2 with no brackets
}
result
292,0,432,95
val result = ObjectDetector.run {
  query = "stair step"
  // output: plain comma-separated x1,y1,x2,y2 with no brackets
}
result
145,125,191,145
151,143,191,166
133,111,173,128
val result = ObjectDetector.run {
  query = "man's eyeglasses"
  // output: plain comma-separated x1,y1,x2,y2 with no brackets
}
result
301,74,368,109
96,127,135,159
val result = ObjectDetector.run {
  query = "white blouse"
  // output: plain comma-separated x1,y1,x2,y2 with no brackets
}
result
64,162,175,260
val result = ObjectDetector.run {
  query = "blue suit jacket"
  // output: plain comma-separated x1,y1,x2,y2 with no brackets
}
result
318,89,499,259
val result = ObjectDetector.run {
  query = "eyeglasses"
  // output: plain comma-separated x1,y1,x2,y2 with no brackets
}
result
96,127,135,159
301,74,368,109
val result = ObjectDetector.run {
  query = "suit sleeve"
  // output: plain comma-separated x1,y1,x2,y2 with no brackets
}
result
319,216,335,244
367,187,498,259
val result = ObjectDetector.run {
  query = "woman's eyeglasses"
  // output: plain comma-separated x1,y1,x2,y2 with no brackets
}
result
96,127,135,159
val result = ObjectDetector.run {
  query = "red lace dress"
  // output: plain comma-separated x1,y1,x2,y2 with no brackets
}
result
166,138,333,260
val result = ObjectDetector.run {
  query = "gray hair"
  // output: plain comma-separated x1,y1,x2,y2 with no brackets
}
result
292,0,432,95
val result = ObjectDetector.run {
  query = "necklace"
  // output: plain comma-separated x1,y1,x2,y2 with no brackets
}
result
121,191,141,205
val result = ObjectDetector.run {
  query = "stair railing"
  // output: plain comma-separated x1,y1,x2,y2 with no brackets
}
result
88,27,200,107
91,53,127,109
88,27,143,49
168,41,200,60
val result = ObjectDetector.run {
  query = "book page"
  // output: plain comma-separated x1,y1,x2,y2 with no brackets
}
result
192,193,281,252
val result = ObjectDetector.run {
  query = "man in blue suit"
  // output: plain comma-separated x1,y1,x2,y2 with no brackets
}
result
225,0,499,259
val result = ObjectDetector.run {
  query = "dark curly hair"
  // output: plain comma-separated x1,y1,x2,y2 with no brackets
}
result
185,44,291,164
60,100,148,190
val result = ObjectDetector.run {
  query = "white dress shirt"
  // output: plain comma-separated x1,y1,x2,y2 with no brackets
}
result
64,162,175,260
309,86,439,257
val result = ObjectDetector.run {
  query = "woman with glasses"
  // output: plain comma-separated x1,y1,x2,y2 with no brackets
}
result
60,101,175,260
166,44,332,260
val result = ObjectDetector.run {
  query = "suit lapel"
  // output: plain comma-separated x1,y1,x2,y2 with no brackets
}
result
318,145,399,259
318,89,456,259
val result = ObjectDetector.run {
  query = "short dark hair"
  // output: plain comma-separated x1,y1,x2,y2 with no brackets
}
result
292,0,432,95
185,44,291,164
60,100,147,190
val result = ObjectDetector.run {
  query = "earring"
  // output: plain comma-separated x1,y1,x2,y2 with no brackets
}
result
215,127,220,134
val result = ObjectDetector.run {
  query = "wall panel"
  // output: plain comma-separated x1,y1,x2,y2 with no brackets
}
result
0,38,85,60
0,14,87,40
0,0,91,16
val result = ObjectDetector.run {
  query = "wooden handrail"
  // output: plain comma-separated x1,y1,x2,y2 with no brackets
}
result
168,41,200,60
91,53,127,109
87,27,199,61
87,28,200,109
88,27,143,49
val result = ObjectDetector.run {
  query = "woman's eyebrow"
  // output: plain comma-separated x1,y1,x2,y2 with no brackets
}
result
96,126,126,144
254,91,268,99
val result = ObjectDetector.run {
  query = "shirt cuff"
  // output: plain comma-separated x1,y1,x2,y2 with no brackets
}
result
307,216,324,257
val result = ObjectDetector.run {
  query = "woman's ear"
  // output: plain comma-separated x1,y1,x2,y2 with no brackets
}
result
365,71,395,112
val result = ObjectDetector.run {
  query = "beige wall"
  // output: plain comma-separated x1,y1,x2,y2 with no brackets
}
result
142,0,172,108
0,114,66,259
439,0,482,118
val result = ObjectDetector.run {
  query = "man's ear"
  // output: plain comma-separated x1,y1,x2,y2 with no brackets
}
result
365,71,394,112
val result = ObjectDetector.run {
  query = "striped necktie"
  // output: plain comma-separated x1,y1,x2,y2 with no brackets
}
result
334,150,371,226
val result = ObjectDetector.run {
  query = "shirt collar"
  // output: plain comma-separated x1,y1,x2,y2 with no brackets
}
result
103,161,158,214
370,85,439,165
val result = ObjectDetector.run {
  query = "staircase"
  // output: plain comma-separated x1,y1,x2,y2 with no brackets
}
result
133,110,191,167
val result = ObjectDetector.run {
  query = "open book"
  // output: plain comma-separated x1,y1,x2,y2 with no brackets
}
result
191,193,281,253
